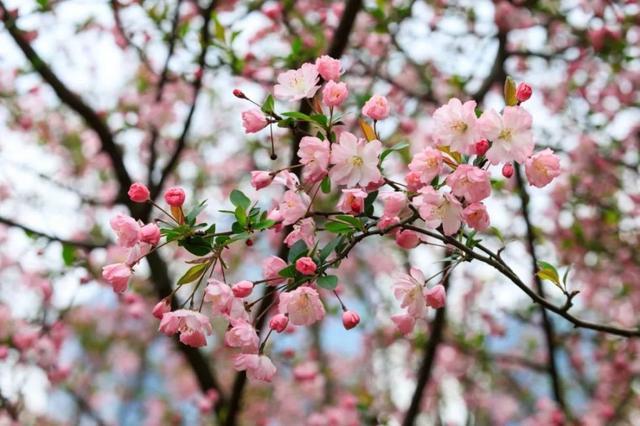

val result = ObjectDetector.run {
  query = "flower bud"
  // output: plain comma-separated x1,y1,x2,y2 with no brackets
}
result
128,182,150,203
502,163,514,178
425,284,446,309
152,298,171,319
233,89,246,99
295,257,317,275
250,171,273,190
140,223,161,245
164,187,186,207
232,280,254,298
269,314,289,333
342,310,361,330
474,139,490,156
516,82,532,103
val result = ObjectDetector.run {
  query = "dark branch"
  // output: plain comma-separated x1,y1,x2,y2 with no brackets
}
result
0,216,106,250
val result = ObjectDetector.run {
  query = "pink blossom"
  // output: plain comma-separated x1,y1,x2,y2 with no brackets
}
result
378,215,399,230
446,164,491,203
477,107,533,164
231,280,253,298
329,132,382,187
408,147,443,184
516,82,532,102
102,263,131,293
463,202,490,231
337,188,367,214
269,313,289,333
152,299,171,319
502,163,514,178
393,268,426,317
413,187,463,235
224,320,259,351
164,187,186,207
298,136,330,183
279,286,325,326
380,192,407,217
391,313,416,335
204,279,234,315
233,354,277,382
262,256,288,285
362,94,389,120
128,183,150,203
140,223,161,245
274,63,320,101
322,80,348,107
342,310,360,330
13,327,39,350
295,257,317,275
425,284,446,309
110,214,140,248
315,55,341,81
525,149,561,188
250,171,273,190
158,309,212,347
284,218,316,248
432,98,478,154
241,108,268,133
396,229,420,249
277,190,311,225
405,170,423,192
273,170,300,190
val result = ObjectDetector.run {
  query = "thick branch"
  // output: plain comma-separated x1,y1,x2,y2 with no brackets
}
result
0,216,106,250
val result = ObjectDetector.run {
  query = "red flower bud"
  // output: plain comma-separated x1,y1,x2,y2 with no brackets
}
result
475,139,490,156
516,82,532,103
233,89,246,99
342,310,361,330
502,163,514,178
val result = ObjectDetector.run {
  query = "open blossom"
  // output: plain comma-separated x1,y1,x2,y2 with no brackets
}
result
269,314,289,332
110,214,140,248
322,80,348,107
337,188,367,214
315,55,341,81
262,256,288,285
204,279,233,315
274,63,320,101
362,94,389,120
525,149,561,188
273,170,300,190
408,147,443,184
279,286,325,326
250,171,273,190
241,108,268,133
463,202,490,231
140,223,161,245
233,354,277,382
446,164,491,203
284,217,316,248
224,320,259,351
380,192,407,217
425,284,446,309
102,263,131,293
298,136,330,183
128,183,150,203
278,190,311,225
159,309,212,348
433,98,478,154
478,106,533,164
295,257,317,275
413,187,463,235
329,132,382,187
393,268,426,317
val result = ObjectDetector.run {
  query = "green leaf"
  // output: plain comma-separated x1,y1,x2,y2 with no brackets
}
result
319,237,343,261
320,175,331,194
317,275,338,290
230,190,251,210
562,265,572,286
61,244,76,266
380,142,410,162
177,263,208,285
325,221,354,234
334,215,364,231
185,200,207,226
281,111,313,122
235,206,247,227
180,236,213,256
364,190,378,216
278,264,296,278
536,261,561,288
261,95,275,114
288,240,308,263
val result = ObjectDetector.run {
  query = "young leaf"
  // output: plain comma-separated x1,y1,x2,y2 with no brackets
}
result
278,264,296,278
536,261,561,288
358,119,377,141
288,240,308,263
380,142,410,162
177,263,208,285
319,237,343,261
61,244,76,267
261,95,275,114
230,190,251,210
320,175,331,194
504,76,518,106
317,275,338,290
325,221,354,234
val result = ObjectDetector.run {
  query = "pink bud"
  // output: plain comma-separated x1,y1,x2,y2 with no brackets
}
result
295,257,317,275
242,108,269,133
233,89,246,99
152,298,171,319
140,223,161,245
362,94,389,120
475,139,490,156
102,263,132,293
128,182,150,203
164,187,186,207
250,171,273,190
395,229,420,249
232,280,254,298
502,163,514,178
342,310,360,330
269,314,289,333
516,82,532,102
405,171,423,192
425,284,446,309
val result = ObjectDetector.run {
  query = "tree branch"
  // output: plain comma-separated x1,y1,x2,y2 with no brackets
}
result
0,216,106,250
